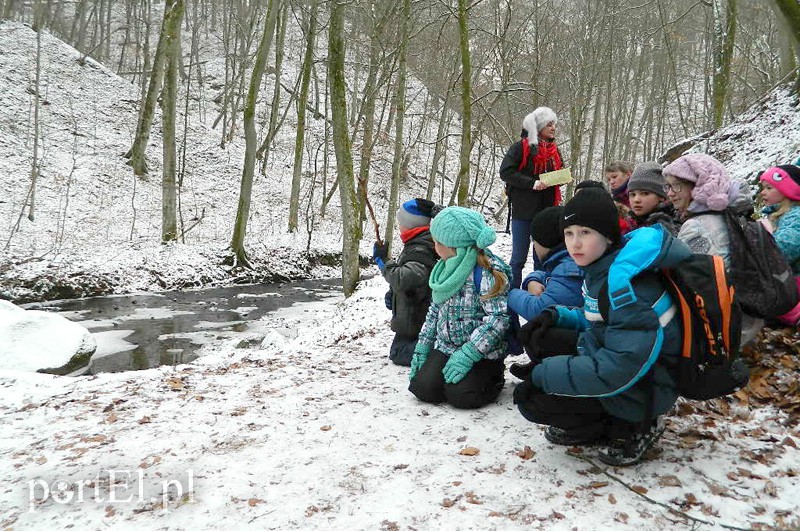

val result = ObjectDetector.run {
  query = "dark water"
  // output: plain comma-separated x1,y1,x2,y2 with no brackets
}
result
22,278,342,374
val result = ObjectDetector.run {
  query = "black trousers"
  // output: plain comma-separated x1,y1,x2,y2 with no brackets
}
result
389,334,416,367
515,327,641,437
409,349,505,409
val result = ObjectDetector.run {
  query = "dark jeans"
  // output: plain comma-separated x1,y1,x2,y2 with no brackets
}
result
389,335,416,367
509,219,534,289
521,327,580,361
409,349,505,409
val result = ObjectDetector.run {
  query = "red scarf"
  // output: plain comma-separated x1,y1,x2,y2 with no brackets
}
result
400,225,429,244
521,137,563,206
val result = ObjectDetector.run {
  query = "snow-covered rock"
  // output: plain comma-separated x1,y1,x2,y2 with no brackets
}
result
0,300,96,374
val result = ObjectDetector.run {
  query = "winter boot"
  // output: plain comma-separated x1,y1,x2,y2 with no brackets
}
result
598,417,666,466
544,424,609,446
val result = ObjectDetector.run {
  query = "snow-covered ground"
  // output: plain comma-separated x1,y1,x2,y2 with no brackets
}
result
1,272,798,530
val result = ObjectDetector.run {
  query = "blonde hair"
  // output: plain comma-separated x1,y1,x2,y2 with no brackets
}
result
605,161,634,174
476,250,508,300
769,198,800,224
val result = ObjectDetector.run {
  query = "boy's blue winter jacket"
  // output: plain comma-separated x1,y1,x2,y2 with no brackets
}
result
508,245,583,320
531,226,692,422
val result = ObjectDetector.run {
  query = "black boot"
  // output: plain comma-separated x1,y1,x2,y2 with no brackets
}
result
598,417,666,466
544,424,609,446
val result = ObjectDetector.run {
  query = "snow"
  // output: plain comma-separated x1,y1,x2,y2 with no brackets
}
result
0,277,797,529
0,300,96,372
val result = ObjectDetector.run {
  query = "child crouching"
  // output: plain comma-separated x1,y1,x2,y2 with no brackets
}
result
513,189,690,466
409,207,511,409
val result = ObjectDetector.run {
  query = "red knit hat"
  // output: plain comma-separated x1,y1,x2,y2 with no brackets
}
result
759,165,800,201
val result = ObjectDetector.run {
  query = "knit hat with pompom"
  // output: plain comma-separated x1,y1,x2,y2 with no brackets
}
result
430,207,496,250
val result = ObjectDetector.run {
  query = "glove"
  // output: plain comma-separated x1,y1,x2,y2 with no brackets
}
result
409,351,427,380
517,309,556,360
384,290,393,310
372,242,389,262
442,346,482,385
512,376,535,405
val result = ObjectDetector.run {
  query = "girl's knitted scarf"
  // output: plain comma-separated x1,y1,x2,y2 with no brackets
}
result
429,246,479,304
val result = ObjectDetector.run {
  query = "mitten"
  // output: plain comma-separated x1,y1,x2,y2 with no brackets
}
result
517,308,556,359
512,376,534,405
409,351,427,380
442,345,482,385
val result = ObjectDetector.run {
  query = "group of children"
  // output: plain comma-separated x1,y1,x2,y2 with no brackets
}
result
373,110,800,466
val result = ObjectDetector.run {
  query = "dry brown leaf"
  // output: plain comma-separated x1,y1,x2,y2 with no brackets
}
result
516,446,535,460
442,497,457,508
248,498,265,507
165,377,184,390
465,491,482,505
614,512,629,524
138,416,151,424
105,412,118,424
35,456,47,465
588,481,609,489
658,475,682,487
764,481,778,497
459,447,480,456
632,485,648,495
552,511,565,519
608,493,617,504
452,481,462,486
105,506,115,518
320,425,332,431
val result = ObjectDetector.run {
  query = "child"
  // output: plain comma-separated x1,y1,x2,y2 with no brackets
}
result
506,206,584,380
499,106,564,288
408,207,511,409
626,161,679,235
605,161,633,208
513,188,690,466
759,164,800,325
373,199,440,366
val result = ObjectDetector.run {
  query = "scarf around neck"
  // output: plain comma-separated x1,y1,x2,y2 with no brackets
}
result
429,246,479,304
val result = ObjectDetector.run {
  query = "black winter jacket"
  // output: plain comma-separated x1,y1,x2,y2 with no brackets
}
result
383,230,438,338
499,140,558,221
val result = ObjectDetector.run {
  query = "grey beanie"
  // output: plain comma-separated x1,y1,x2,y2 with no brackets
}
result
627,161,666,198
396,198,432,229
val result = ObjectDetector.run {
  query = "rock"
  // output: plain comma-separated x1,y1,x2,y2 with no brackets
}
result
0,300,96,374
236,333,266,349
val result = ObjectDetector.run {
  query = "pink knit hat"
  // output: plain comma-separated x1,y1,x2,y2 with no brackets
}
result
662,154,732,211
759,165,800,201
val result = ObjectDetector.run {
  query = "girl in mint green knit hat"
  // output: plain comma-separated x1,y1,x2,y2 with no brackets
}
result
408,206,512,409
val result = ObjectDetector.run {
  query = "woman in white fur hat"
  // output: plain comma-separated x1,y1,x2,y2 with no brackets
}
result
499,106,564,289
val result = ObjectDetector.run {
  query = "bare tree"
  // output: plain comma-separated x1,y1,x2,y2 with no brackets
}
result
160,0,184,242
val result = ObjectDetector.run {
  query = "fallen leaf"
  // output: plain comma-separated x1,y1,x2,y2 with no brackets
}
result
138,416,151,424
320,425,332,431
632,485,648,495
459,447,480,456
552,510,565,519
442,497,457,508
248,498,265,507
456,436,467,443
516,446,535,460
464,491,482,505
588,481,609,489
105,412,118,424
658,475,682,487
614,512,629,523
764,481,777,497
608,493,617,504
105,506,115,518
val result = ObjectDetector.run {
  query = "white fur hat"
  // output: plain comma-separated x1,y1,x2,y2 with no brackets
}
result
521,107,558,145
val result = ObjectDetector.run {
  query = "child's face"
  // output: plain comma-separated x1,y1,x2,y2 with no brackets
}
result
760,182,785,206
434,240,456,260
664,175,694,214
605,171,630,190
628,190,663,217
564,225,610,267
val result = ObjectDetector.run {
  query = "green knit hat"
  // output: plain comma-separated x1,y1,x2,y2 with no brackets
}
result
430,206,496,249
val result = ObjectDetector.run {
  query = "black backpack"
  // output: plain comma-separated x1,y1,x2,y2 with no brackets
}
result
723,210,798,318
600,254,749,400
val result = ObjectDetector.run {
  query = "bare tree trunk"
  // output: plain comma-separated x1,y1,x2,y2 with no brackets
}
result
230,0,279,266
329,0,361,297
161,0,184,242
711,0,737,129
384,0,410,250
27,20,43,222
426,89,451,201
125,0,177,176
257,0,288,167
456,0,472,206
288,0,318,232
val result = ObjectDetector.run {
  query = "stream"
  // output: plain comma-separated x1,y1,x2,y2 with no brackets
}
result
22,278,343,374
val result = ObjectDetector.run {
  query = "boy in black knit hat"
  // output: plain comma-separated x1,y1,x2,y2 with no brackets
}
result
513,188,692,466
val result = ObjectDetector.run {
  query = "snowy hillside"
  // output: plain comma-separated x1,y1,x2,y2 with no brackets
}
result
669,83,800,183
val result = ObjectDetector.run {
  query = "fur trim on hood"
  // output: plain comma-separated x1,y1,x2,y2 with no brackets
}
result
521,107,558,146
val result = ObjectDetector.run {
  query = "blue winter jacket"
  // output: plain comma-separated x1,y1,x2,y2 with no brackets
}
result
762,204,800,275
531,226,691,422
508,245,584,321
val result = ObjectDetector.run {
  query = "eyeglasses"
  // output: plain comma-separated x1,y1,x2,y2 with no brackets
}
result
662,183,684,194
